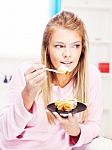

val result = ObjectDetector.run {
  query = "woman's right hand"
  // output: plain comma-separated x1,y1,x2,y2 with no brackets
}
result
22,63,47,111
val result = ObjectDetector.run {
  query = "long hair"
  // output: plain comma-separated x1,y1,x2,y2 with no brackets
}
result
41,10,89,122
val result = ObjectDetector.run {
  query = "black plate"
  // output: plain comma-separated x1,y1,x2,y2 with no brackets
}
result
47,102,87,118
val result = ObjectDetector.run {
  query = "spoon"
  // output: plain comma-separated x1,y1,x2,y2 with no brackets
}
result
44,68,66,74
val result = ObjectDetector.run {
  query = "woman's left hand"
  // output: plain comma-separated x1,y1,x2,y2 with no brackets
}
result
53,112,80,136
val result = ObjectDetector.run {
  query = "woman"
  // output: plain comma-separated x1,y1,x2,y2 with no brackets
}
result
0,10,111,150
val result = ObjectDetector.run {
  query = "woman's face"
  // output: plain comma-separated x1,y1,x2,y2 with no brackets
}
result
48,28,82,72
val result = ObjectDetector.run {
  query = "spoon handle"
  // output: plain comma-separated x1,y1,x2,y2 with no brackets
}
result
44,68,64,74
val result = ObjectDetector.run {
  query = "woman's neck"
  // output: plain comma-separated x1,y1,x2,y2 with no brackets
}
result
53,72,74,88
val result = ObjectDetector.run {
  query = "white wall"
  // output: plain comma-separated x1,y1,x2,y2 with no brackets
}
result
0,0,50,59
0,0,50,82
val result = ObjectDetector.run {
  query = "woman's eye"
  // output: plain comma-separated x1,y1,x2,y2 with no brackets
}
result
73,44,81,48
54,45,64,49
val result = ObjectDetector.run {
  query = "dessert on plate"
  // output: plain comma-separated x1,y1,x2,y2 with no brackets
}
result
54,98,77,112
47,98,86,118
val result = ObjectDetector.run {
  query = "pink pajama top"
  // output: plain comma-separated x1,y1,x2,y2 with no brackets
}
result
0,62,103,150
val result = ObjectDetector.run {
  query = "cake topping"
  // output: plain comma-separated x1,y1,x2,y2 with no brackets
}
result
55,99,77,111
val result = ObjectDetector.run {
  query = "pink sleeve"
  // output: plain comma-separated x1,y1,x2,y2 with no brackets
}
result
0,62,37,140
65,65,103,148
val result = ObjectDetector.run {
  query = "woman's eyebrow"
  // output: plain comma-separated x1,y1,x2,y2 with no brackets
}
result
54,42,64,44
72,41,81,44
54,41,81,45
54,41,81,44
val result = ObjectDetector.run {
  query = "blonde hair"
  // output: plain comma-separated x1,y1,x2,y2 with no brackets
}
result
41,10,89,122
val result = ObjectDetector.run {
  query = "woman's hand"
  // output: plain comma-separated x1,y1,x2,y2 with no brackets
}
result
53,112,80,136
22,63,47,111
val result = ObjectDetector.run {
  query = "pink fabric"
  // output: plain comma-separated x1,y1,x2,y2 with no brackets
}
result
0,62,103,150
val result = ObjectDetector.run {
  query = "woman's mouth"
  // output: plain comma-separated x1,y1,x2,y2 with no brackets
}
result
60,61,72,67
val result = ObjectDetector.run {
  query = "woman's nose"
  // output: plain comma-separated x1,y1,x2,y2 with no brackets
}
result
63,45,71,58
